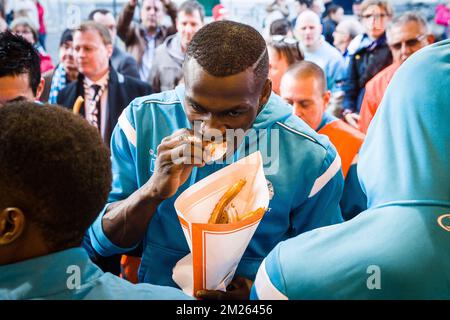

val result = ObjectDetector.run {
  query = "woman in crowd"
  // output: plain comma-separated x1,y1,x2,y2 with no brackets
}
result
10,16,54,75
341,0,393,127
267,35,304,95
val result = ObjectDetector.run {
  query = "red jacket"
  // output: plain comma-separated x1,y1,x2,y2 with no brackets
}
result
358,62,400,134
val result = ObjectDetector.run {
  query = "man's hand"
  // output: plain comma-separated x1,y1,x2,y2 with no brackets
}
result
344,112,360,129
195,277,253,300
142,129,205,201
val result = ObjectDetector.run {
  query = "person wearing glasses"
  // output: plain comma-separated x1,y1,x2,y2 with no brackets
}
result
358,12,434,134
267,35,304,95
342,0,393,129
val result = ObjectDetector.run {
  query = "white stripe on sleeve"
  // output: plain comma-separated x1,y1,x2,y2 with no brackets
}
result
118,111,137,147
308,154,342,198
254,259,288,300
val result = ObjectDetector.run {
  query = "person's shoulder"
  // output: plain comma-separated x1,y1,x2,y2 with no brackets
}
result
318,40,344,63
155,34,175,53
125,90,182,117
367,62,399,88
90,272,193,300
269,209,390,298
328,118,365,142
123,74,150,90
275,113,335,155
57,80,78,102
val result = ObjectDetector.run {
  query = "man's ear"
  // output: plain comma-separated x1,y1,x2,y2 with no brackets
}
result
323,90,331,112
0,208,25,245
259,78,272,111
426,34,435,45
106,44,114,59
35,77,45,101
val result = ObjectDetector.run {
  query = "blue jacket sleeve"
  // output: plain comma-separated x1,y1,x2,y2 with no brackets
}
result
343,54,359,112
88,108,141,257
290,145,344,236
250,246,288,300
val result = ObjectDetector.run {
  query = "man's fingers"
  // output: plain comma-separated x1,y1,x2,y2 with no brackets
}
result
196,290,227,300
345,113,359,129
168,143,204,166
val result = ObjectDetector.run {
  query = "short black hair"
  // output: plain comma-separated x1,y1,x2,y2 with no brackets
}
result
178,0,205,22
0,31,41,95
326,4,343,16
186,21,269,90
0,102,112,251
88,8,112,21
270,18,292,36
59,28,73,47
297,0,313,7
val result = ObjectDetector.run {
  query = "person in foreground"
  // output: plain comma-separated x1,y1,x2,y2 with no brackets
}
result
0,102,192,300
86,20,344,298
251,40,450,299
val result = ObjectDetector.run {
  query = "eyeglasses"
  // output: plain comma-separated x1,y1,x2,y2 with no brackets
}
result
269,35,303,60
271,35,298,45
389,34,427,50
361,13,389,20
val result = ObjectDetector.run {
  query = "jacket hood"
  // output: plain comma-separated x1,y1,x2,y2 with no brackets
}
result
174,86,293,129
162,33,185,64
358,40,450,209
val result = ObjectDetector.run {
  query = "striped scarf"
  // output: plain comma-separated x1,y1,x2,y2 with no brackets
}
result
49,64,67,104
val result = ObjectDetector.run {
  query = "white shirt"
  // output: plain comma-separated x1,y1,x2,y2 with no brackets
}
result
84,72,109,140
140,34,156,82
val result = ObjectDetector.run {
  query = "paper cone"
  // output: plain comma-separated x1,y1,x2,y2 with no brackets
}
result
173,151,269,296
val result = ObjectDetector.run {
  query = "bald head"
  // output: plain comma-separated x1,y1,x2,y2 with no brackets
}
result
284,61,327,93
295,10,323,48
281,61,330,131
297,9,322,26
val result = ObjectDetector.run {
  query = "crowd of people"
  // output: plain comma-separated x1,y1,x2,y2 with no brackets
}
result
0,0,449,300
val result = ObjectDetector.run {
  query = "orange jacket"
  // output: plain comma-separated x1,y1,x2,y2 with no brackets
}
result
120,255,141,284
359,63,401,134
318,119,365,177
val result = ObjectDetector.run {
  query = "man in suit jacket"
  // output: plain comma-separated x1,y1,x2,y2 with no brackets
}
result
57,21,151,147
89,8,140,79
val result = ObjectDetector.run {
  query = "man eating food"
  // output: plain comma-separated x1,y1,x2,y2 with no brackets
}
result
85,20,344,299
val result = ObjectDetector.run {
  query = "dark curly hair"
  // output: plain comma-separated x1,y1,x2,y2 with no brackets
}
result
186,20,269,91
0,102,112,251
0,31,41,95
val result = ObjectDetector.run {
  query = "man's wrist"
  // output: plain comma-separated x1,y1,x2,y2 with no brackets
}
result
138,177,165,205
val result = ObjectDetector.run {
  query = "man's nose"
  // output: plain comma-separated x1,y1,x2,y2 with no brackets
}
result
185,24,194,34
401,42,413,56
294,104,304,118
202,117,226,135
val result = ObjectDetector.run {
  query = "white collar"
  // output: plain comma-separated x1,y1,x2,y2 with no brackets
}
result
85,70,109,88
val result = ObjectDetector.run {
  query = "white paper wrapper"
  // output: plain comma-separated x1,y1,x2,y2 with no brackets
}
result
172,151,270,296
